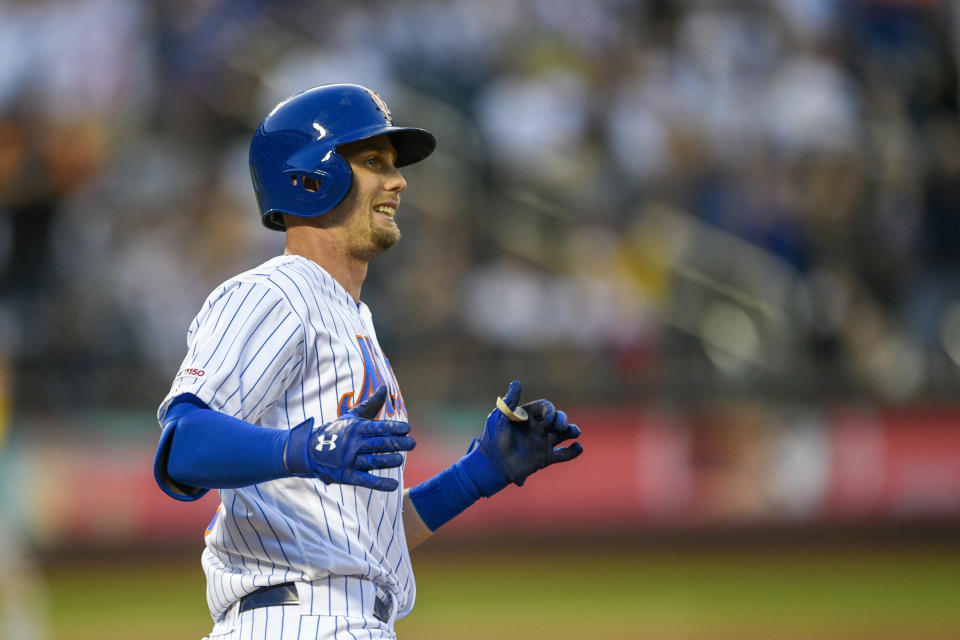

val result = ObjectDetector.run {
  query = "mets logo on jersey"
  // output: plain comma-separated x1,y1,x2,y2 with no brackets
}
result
338,335,406,418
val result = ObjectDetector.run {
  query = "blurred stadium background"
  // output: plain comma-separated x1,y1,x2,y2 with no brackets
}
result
2,0,960,638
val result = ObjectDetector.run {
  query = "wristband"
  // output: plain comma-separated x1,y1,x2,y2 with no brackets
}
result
460,438,510,497
408,444,509,531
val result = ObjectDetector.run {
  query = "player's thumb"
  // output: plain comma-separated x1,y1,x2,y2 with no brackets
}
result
502,380,522,410
353,386,388,419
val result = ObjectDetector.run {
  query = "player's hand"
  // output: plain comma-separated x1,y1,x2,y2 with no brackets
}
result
284,386,415,491
474,380,583,487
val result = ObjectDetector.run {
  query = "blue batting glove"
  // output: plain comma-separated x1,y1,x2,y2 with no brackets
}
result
473,380,583,487
408,380,584,530
284,386,415,492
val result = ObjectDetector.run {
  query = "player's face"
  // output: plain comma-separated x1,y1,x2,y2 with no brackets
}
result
336,135,408,259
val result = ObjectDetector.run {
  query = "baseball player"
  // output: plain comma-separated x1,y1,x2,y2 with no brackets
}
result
153,83,583,640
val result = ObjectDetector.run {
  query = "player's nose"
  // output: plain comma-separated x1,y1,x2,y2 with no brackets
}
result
385,166,407,193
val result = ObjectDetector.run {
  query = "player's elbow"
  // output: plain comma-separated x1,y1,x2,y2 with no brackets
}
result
165,426,208,487
154,402,211,501
163,408,224,488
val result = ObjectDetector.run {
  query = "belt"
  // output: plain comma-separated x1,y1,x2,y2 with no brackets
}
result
238,582,393,623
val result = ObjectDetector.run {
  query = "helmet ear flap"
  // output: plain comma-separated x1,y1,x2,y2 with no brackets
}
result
271,150,353,228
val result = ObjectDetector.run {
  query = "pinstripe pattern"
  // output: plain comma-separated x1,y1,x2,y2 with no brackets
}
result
159,256,414,629
203,603,397,639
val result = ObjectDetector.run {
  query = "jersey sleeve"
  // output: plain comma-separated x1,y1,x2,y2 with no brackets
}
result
157,279,305,427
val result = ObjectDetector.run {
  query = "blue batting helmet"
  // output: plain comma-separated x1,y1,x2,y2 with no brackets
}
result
249,84,436,231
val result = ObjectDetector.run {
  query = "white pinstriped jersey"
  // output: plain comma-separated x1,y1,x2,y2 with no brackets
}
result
158,255,414,623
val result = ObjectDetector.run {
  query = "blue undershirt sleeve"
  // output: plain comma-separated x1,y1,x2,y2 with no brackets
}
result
154,393,290,501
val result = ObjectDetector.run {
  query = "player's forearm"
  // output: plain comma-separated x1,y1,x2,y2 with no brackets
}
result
402,489,434,549
406,445,508,533
155,396,290,500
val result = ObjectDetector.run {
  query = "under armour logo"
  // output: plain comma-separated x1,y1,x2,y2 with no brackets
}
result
315,434,338,452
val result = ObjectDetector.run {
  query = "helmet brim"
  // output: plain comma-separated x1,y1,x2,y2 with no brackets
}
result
387,127,437,167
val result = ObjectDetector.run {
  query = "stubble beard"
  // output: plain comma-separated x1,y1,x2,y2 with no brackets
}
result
372,216,401,250
349,211,401,261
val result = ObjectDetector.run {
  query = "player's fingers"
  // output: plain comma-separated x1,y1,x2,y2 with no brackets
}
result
552,422,580,441
359,435,416,453
355,453,404,471
502,380,522,409
546,424,580,449
548,442,583,465
521,399,556,427
551,409,568,431
352,472,400,492
357,419,410,436
351,386,388,419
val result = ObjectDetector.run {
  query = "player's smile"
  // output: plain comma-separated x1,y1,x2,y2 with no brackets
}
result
373,200,398,219
369,192,401,231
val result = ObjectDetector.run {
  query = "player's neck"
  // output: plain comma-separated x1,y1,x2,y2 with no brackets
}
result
284,233,368,302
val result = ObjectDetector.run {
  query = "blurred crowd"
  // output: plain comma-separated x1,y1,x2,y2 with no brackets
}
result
2,0,960,409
